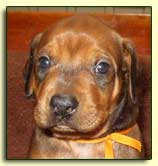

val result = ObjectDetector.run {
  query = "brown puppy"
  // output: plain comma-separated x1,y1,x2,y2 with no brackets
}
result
24,14,143,159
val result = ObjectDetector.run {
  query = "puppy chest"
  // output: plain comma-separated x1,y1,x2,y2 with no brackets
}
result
69,141,105,158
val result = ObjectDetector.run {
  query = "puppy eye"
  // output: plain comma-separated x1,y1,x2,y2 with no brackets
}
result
38,56,50,69
95,61,110,74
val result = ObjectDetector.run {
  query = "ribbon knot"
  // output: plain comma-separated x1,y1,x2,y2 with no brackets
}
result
75,128,141,159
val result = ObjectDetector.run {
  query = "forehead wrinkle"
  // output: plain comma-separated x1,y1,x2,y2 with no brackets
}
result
50,31,98,46
45,31,103,63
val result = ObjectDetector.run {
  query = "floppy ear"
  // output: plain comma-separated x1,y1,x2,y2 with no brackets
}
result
23,33,43,98
122,39,137,104
102,40,138,136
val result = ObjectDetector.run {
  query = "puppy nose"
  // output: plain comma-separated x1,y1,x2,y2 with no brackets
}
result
50,94,78,118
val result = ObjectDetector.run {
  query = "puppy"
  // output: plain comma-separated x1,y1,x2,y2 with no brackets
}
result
24,14,144,159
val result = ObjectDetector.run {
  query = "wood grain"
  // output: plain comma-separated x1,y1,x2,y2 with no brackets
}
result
7,12,151,56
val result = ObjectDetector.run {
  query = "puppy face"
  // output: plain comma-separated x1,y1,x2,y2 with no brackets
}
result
24,15,138,139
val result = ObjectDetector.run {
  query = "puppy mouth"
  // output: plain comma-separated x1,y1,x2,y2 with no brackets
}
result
53,125,76,134
42,123,77,138
43,114,77,134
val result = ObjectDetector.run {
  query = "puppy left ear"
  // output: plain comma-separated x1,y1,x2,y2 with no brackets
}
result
122,39,137,104
23,33,43,98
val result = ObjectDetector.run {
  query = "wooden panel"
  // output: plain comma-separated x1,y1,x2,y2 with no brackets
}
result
7,12,151,56
76,7,105,13
104,7,114,13
7,7,29,11
144,7,151,14
113,7,145,14
38,7,67,12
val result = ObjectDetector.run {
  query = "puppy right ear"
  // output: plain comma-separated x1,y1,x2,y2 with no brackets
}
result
23,33,43,98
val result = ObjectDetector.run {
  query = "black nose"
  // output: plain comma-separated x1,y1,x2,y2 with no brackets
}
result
50,94,78,118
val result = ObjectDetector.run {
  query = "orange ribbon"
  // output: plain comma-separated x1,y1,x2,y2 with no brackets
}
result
75,128,141,159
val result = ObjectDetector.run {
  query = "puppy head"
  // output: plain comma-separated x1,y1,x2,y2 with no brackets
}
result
24,15,138,139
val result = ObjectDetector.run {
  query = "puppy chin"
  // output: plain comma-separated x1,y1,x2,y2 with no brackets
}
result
41,118,107,140
49,124,107,140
